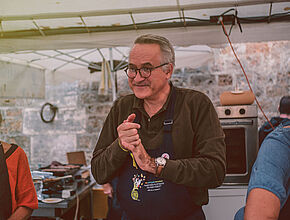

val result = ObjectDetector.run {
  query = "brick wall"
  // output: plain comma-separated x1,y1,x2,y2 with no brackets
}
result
0,41,289,168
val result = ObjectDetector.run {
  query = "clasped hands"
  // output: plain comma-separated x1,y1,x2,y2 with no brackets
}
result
117,113,156,174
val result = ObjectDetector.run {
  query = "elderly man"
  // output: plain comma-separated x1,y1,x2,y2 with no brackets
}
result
91,34,226,220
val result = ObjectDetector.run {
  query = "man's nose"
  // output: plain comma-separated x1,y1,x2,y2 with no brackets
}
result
134,71,145,82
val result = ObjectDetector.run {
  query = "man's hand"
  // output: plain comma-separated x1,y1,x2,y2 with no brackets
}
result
117,114,156,174
102,183,113,198
117,113,141,151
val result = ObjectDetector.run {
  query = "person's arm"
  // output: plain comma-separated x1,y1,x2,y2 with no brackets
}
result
244,188,280,220
8,206,32,220
91,100,140,184
13,148,38,213
91,103,126,184
102,183,113,198
243,125,290,220
161,95,226,188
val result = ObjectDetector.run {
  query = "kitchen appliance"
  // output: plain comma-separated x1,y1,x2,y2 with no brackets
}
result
215,105,259,184
38,162,90,198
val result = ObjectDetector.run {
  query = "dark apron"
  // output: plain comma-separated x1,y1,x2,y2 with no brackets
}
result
117,88,205,220
0,142,18,220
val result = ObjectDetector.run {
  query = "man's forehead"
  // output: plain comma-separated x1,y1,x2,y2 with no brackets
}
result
129,43,161,64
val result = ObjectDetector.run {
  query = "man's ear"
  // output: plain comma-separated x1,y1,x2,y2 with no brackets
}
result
165,63,174,78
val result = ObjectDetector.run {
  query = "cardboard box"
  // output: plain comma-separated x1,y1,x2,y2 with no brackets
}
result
92,188,108,219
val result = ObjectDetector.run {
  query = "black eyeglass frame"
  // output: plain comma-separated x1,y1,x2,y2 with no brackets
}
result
124,63,169,79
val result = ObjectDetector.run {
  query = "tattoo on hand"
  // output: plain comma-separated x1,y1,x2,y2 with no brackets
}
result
138,154,144,161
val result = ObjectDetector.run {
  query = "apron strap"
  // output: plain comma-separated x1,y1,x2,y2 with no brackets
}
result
162,87,176,158
163,86,176,133
0,142,17,220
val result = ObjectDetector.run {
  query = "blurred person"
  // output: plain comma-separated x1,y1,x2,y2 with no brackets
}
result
0,141,38,220
259,95,290,146
102,182,123,220
234,119,290,220
91,34,226,220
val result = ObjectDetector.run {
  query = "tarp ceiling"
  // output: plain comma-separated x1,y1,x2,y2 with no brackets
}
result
1,0,289,52
0,0,289,72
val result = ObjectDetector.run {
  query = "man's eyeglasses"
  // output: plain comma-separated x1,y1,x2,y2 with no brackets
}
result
124,63,169,79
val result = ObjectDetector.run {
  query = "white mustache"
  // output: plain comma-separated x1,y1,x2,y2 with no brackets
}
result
132,80,150,86
133,83,150,86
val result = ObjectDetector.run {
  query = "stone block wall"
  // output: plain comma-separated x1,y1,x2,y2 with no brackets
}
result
0,41,289,169
0,81,113,168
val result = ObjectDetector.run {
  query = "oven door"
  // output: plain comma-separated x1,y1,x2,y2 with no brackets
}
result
220,118,259,184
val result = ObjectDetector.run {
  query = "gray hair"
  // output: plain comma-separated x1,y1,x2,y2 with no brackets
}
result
132,34,175,67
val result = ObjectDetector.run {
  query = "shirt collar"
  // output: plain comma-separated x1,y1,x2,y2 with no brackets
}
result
281,118,290,127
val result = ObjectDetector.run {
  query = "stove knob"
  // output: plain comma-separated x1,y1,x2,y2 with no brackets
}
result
239,108,246,115
225,109,231,115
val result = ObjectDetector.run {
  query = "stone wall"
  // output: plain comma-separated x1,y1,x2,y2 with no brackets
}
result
0,41,289,168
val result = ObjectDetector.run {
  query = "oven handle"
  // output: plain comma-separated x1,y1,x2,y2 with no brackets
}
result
220,120,253,126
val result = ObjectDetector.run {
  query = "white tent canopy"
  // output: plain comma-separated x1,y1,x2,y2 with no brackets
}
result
1,0,289,53
0,0,289,90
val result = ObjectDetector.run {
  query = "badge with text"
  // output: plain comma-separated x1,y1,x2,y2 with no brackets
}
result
131,173,146,201
161,153,170,159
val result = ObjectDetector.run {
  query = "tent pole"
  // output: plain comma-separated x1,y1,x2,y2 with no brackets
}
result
109,48,117,101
